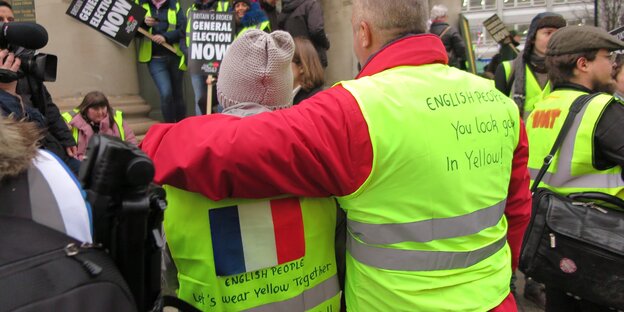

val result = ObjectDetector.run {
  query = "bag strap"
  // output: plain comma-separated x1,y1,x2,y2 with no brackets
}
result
439,26,451,38
530,93,601,193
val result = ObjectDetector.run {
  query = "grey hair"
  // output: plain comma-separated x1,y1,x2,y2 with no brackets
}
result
352,0,428,39
430,4,448,20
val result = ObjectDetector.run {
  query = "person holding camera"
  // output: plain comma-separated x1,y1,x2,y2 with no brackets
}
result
62,91,137,161
0,49,92,243
0,1,81,174
526,25,624,311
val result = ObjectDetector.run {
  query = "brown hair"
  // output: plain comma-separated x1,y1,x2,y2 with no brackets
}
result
78,91,114,125
546,50,598,86
0,1,12,10
292,37,324,91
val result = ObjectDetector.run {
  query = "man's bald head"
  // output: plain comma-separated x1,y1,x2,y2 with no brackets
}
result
352,0,428,42
351,0,428,65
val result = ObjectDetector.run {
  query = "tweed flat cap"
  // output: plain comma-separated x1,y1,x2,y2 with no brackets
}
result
547,25,624,56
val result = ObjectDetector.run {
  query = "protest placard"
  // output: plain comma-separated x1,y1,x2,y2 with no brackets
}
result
66,0,145,47
459,14,476,74
610,25,624,41
188,10,235,75
483,14,510,44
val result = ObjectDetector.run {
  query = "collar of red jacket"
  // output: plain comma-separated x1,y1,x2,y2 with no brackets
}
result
357,34,448,79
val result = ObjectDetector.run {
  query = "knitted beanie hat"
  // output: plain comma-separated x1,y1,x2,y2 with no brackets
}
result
233,0,251,7
523,12,566,60
217,30,295,110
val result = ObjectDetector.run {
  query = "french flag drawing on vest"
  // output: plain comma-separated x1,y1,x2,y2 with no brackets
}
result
209,198,305,276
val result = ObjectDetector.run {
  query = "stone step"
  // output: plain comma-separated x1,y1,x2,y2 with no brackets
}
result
127,117,159,138
115,103,152,117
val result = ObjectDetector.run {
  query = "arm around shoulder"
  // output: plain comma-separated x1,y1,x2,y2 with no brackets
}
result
141,86,373,200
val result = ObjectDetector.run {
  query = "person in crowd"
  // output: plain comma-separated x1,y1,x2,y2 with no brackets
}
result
0,1,80,174
292,37,324,104
141,0,532,310
181,0,230,116
278,0,330,67
260,0,278,30
613,54,624,101
484,30,521,79
162,30,341,311
495,12,566,119
429,4,466,70
234,0,271,37
0,49,92,243
135,0,187,123
527,25,624,312
496,13,566,307
61,91,137,161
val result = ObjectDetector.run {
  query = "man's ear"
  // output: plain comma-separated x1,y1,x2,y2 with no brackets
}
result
357,21,372,50
576,56,590,73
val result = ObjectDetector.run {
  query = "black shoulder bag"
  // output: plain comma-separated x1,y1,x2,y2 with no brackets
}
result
519,93,624,309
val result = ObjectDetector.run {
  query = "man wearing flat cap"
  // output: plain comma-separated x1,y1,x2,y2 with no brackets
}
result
526,25,624,311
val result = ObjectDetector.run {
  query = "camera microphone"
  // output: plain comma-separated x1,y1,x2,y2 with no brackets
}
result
0,22,48,50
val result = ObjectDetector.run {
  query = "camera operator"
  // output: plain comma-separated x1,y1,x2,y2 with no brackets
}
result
0,49,92,243
0,1,80,175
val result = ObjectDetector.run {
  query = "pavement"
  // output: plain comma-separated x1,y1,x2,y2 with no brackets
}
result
515,271,545,312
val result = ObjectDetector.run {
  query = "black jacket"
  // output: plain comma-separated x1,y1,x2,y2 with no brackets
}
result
16,76,76,163
293,85,323,105
278,0,330,67
429,21,466,69
260,1,278,32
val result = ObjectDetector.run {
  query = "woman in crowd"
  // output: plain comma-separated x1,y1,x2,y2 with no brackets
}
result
234,0,271,38
62,91,136,161
292,37,325,104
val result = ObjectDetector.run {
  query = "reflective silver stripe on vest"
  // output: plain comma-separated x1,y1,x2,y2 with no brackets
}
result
347,234,507,271
348,199,506,245
529,99,624,189
246,274,340,312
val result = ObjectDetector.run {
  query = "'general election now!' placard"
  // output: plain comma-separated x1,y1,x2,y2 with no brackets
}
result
188,11,235,75
66,0,145,47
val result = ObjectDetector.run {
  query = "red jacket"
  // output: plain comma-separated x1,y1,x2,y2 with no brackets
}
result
141,34,531,311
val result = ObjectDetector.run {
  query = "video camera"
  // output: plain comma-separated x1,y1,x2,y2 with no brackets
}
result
79,134,167,311
0,21,57,82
